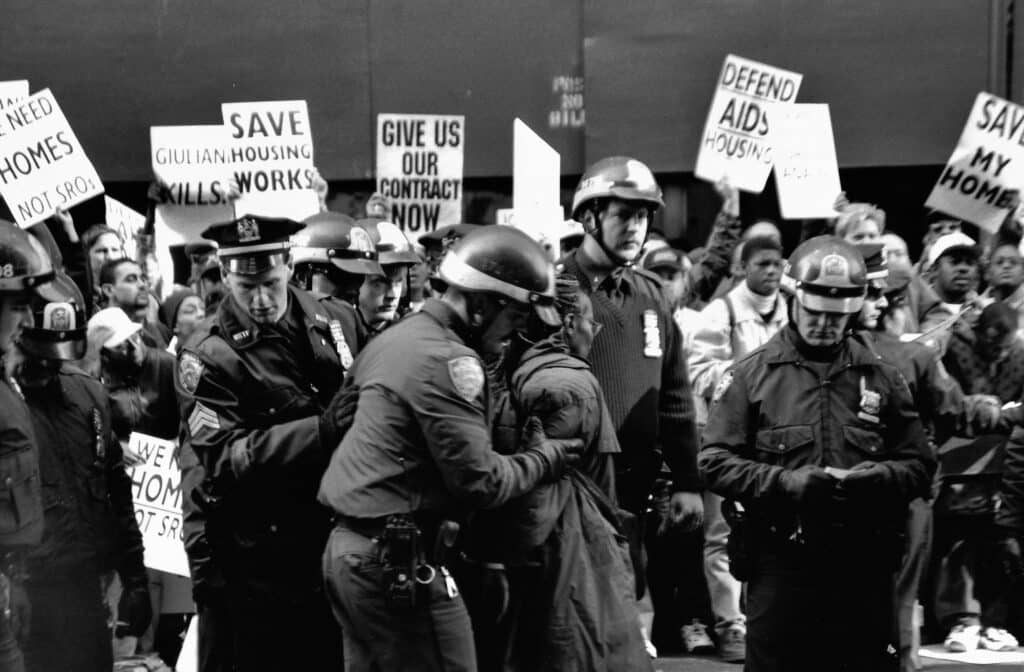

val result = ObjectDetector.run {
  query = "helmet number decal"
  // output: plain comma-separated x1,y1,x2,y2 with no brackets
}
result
0,264,13,278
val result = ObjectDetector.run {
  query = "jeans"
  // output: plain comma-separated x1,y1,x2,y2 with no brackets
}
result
702,492,746,636
323,524,477,672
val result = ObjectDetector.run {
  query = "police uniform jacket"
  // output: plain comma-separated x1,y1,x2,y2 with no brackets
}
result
318,299,558,518
699,324,934,532
562,248,700,499
176,285,355,589
24,366,145,583
0,375,43,549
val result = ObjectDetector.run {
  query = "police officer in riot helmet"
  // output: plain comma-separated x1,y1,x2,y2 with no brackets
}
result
292,211,383,306
319,225,584,671
16,271,150,672
355,218,419,334
0,221,54,672
699,236,935,671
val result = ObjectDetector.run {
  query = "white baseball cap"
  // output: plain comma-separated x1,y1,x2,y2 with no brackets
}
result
927,232,980,269
87,307,143,349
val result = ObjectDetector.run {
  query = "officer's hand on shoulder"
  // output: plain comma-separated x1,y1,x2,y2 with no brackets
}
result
522,416,584,481
778,465,837,505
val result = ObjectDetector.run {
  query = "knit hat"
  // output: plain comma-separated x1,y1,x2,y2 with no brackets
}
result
160,288,199,333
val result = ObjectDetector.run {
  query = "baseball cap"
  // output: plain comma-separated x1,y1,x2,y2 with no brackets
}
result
87,307,143,349
642,247,685,273
927,232,980,269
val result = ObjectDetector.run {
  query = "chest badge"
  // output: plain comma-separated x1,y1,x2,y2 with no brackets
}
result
858,376,881,423
329,320,354,369
642,310,663,358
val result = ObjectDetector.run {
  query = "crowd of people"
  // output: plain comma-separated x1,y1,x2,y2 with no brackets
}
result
0,151,1022,672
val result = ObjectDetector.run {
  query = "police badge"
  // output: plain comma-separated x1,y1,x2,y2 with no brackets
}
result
178,352,205,395
447,356,484,402
858,375,881,423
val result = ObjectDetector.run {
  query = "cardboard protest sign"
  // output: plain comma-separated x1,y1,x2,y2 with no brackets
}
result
770,104,842,219
0,89,103,227
150,124,234,244
0,81,29,110
127,433,189,577
222,100,319,220
376,114,464,235
512,119,562,244
695,54,803,193
104,196,145,260
925,92,1024,232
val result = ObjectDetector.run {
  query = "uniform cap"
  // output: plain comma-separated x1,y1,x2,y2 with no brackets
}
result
292,212,383,276
87,307,142,349
784,236,867,313
854,243,888,282
202,215,305,275
926,232,980,270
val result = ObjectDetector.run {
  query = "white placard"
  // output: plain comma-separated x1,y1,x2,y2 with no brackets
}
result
104,196,145,260
925,92,1024,232
695,54,803,193
150,124,234,245
127,432,189,578
0,89,103,227
0,80,29,110
221,100,319,220
770,104,842,219
376,113,464,235
512,118,563,243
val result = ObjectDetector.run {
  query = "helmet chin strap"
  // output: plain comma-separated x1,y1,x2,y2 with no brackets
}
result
586,207,642,268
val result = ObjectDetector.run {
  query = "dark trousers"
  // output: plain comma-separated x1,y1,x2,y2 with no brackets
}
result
197,600,233,672
746,540,898,672
323,525,476,672
24,572,110,672
645,510,712,653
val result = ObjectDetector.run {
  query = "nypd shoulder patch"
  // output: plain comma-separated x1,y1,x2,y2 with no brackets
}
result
447,356,485,403
178,352,205,395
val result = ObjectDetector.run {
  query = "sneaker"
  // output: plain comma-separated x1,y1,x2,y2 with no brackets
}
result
980,627,1019,651
944,624,981,652
718,624,746,663
681,620,716,653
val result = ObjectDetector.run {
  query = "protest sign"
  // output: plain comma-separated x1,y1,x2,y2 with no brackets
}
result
0,89,103,227
150,124,234,244
104,196,145,260
770,104,842,219
925,92,1024,232
512,118,562,243
377,113,464,234
695,54,803,193
127,432,189,577
222,100,319,220
0,81,29,109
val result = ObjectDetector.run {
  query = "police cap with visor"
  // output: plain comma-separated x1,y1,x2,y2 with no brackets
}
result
202,215,305,275
783,235,867,314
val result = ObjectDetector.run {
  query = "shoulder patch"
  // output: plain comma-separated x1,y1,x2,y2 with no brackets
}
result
711,371,734,405
447,356,485,403
178,352,205,395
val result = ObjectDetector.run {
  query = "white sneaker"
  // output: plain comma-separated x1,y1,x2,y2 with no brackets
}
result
944,624,981,652
681,619,716,653
980,627,1019,651
641,626,658,659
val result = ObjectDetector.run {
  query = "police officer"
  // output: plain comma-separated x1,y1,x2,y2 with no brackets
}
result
175,215,352,671
319,225,584,672
0,222,54,672
355,219,420,334
563,156,703,523
15,271,150,672
699,236,935,672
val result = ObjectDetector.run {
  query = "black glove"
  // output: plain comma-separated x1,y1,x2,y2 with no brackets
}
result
319,378,359,453
778,465,838,505
115,580,153,638
996,535,1024,585
521,416,584,481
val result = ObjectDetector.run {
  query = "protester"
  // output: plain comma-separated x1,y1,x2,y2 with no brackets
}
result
882,233,911,269
835,202,885,243
685,234,787,663
16,272,151,672
927,232,982,314
160,288,205,353
98,258,171,350
984,236,1024,339
700,236,935,671
642,247,692,310
82,224,125,310
175,215,357,671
